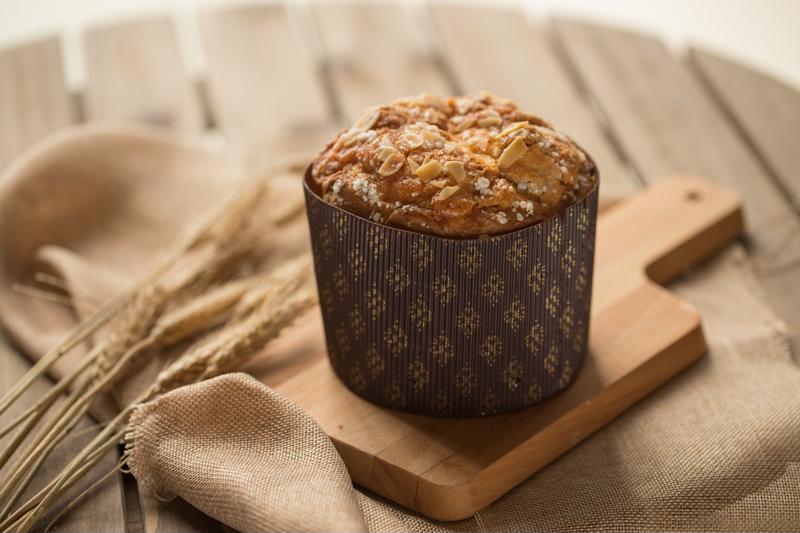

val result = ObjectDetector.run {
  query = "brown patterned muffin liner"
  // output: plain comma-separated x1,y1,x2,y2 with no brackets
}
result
303,168,598,416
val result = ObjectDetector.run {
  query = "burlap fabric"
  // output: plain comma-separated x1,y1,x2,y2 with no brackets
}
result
0,124,798,531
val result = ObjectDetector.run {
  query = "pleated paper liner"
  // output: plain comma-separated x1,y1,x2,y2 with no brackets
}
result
304,167,598,416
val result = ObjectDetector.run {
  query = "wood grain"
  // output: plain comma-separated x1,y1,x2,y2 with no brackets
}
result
83,17,203,130
690,48,800,213
199,4,332,165
429,5,638,199
270,177,743,520
312,2,452,122
0,38,75,168
554,20,800,352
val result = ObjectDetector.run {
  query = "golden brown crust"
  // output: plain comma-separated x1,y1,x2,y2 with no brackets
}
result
310,92,597,237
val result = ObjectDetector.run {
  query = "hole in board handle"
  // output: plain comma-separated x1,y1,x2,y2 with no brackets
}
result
685,190,702,202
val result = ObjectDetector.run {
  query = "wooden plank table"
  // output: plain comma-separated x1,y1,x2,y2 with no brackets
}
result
0,2,797,530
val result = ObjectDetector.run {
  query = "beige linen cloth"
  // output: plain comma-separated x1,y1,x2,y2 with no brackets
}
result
0,123,798,531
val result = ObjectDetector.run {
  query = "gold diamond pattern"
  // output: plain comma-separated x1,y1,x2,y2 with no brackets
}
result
409,296,432,330
347,246,366,279
432,333,454,366
505,239,528,270
349,308,366,340
547,219,563,253
366,226,388,258
407,359,430,391
561,244,576,276
458,244,482,276
455,365,478,397
543,343,559,377
523,382,543,404
430,391,449,414
503,297,525,331
384,382,405,408
365,287,386,320
558,360,574,389
410,240,432,270
365,344,385,379
386,263,410,293
545,285,561,317
527,261,546,295
349,365,366,393
383,321,408,356
480,334,503,366
502,358,524,392
432,274,455,304
480,390,499,415
333,265,347,300
456,304,479,337
525,320,544,353
482,271,505,305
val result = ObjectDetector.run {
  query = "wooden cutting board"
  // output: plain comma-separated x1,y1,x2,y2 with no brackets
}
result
267,177,743,521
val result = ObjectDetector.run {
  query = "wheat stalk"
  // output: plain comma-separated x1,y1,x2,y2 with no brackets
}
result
6,269,314,532
0,172,313,530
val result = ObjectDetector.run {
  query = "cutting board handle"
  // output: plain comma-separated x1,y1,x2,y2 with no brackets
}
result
598,177,744,284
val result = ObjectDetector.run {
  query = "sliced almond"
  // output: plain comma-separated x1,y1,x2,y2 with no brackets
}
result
339,128,360,147
444,161,466,184
497,137,528,169
499,121,529,138
478,115,502,128
415,160,443,181
420,129,439,144
355,107,381,130
379,153,406,176
450,115,476,133
430,179,448,189
376,144,399,161
437,185,460,201
401,132,424,149
407,158,419,173
467,135,489,152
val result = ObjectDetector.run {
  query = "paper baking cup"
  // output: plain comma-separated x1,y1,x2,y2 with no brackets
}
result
304,168,598,416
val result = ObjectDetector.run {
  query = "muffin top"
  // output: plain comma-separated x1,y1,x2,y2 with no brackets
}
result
309,92,597,237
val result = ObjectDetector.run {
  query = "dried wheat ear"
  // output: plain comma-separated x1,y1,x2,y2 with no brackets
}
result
0,174,316,533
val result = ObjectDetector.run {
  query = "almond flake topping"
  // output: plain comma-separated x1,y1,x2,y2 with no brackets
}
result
421,129,444,146
407,158,419,172
478,115,502,128
438,185,460,200
402,132,424,149
379,153,406,176
451,116,476,132
498,137,528,169
444,161,466,184
430,179,448,189
376,144,399,161
415,160,443,181
339,128,360,147
500,121,529,138
355,107,381,130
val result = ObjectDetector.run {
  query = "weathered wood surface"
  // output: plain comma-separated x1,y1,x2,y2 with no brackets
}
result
199,3,333,166
690,48,800,213
0,39,75,168
313,2,451,122
83,17,204,130
555,20,800,353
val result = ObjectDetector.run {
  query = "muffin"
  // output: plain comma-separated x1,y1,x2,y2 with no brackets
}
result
304,92,598,416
